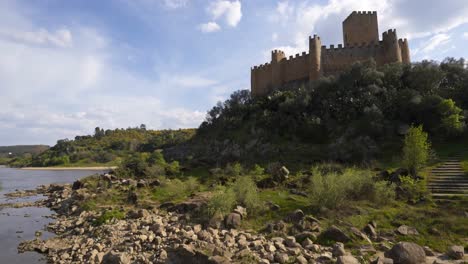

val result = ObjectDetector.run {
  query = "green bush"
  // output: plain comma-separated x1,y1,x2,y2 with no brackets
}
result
206,187,236,218
402,125,431,176
308,166,395,209
232,176,261,213
93,209,125,226
371,181,396,205
398,176,428,203
225,162,243,176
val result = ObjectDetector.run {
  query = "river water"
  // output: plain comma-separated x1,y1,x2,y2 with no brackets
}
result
0,167,104,263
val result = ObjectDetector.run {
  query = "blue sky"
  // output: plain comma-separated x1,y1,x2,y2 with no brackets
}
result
1,0,468,145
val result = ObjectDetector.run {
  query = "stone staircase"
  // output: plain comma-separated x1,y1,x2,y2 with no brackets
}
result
428,158,468,201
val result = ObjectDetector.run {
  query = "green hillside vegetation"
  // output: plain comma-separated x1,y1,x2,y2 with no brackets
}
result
7,126,195,167
182,58,467,166
0,145,49,165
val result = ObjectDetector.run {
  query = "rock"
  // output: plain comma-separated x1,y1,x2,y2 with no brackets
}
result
290,189,308,197
296,255,308,264
197,230,212,242
149,179,161,187
159,249,168,260
363,223,378,239
396,225,419,236
320,225,350,243
267,202,280,211
224,213,242,229
337,255,360,264
284,236,298,247
102,251,131,264
371,256,394,264
284,209,304,223
302,238,313,248
274,252,289,264
385,242,426,264
136,179,148,188
332,242,346,257
350,226,372,243
72,180,84,190
127,209,149,219
447,245,464,260
233,206,247,219
423,246,435,256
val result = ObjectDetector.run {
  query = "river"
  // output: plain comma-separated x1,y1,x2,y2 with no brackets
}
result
0,167,105,264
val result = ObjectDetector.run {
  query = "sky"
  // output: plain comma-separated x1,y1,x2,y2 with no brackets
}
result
1,0,468,145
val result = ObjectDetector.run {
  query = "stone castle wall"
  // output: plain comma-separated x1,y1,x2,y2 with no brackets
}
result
251,11,411,96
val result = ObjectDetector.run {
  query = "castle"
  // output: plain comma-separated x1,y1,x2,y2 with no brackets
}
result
251,11,410,96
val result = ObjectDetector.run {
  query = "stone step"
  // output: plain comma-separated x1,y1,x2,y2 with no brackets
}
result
431,193,468,197
429,186,468,191
430,189,468,194
433,168,463,171
428,183,468,187
431,173,465,177
431,176,465,179
429,183,468,188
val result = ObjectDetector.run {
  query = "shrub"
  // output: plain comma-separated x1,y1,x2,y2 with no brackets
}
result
225,162,243,176
206,187,236,218
308,166,395,209
371,181,396,205
93,209,125,226
402,125,431,176
398,176,428,203
232,176,261,213
165,161,180,176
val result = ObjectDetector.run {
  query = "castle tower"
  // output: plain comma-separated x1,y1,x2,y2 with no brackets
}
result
398,38,410,64
342,11,378,47
309,35,322,80
382,29,402,63
271,50,285,88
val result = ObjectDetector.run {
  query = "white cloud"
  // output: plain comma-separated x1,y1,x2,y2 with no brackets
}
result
207,0,242,27
0,27,73,47
163,0,189,9
198,22,221,33
413,33,451,56
463,32,468,39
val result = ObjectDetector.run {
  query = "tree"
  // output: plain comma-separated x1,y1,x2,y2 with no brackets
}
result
437,99,464,136
402,125,431,176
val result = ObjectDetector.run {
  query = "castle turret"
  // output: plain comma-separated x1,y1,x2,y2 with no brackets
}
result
343,11,378,47
382,29,402,63
398,38,410,64
271,50,285,88
309,35,322,80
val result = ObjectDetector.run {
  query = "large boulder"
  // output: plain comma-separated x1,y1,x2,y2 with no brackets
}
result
320,225,350,243
385,242,426,264
447,245,464,260
337,256,360,264
284,209,304,223
224,213,242,229
102,251,131,264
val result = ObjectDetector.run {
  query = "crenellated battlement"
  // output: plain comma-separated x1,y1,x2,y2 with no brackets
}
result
251,11,410,96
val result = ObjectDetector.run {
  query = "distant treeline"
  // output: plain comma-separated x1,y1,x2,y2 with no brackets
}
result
0,145,49,158
7,126,196,167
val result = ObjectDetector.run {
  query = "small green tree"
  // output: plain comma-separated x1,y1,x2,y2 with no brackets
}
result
402,125,431,176
437,99,464,136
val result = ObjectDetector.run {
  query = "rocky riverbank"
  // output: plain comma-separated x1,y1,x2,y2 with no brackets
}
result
13,174,467,264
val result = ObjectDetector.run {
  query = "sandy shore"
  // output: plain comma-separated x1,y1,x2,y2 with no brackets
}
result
21,166,116,171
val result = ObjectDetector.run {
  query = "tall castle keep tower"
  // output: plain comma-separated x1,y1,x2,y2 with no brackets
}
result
251,11,411,96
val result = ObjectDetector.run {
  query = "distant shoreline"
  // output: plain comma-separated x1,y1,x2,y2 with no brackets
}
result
21,166,116,171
